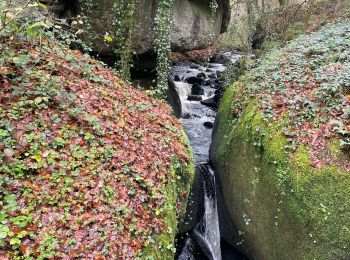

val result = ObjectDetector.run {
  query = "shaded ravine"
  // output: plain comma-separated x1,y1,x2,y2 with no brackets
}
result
171,55,247,260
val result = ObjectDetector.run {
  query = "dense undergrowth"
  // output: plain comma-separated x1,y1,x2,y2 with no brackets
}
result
231,21,350,170
221,0,350,52
259,0,350,51
0,3,194,259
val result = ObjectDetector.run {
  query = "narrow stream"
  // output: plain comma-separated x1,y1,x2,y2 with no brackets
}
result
177,164,221,260
170,54,246,260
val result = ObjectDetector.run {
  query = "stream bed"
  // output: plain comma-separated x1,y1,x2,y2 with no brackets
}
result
170,54,247,260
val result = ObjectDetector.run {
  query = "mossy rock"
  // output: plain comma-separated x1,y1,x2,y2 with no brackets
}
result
211,22,350,259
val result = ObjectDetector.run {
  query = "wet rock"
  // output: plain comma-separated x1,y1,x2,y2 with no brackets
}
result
203,121,214,128
213,94,221,103
191,83,204,95
215,87,224,95
214,79,224,85
209,53,226,64
200,97,217,108
203,80,212,86
188,95,203,101
190,65,199,69
208,73,216,79
197,72,206,78
183,113,192,119
206,68,213,72
173,75,181,81
186,70,191,73
187,76,204,85
167,78,182,118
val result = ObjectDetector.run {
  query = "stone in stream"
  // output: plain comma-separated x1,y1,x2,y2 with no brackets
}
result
209,53,226,64
203,121,214,128
203,80,212,86
173,75,181,81
188,95,203,101
211,83,222,89
214,79,224,84
216,71,223,77
191,83,204,95
200,97,218,108
215,86,224,95
213,94,221,103
187,76,204,85
197,72,206,78
190,65,199,69
208,73,217,79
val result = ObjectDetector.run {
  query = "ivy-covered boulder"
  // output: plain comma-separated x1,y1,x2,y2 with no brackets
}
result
0,38,194,258
211,22,350,259
41,0,230,55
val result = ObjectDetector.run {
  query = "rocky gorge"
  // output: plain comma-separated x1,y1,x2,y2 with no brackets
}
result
169,52,247,259
1,0,350,259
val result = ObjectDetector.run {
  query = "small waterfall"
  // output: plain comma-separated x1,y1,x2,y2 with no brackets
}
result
174,82,192,98
192,165,222,260
178,164,221,260
172,53,246,260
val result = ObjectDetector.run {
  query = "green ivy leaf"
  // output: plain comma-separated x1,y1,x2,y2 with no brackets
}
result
10,237,21,245
0,225,9,239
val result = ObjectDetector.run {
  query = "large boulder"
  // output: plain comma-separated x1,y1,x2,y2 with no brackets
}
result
41,0,230,55
210,22,350,259
0,35,194,258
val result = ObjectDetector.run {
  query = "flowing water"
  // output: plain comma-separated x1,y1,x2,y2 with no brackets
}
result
171,54,246,260
192,165,221,260
171,58,232,164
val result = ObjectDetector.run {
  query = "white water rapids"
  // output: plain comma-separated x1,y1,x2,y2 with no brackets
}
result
173,53,243,260
192,167,222,260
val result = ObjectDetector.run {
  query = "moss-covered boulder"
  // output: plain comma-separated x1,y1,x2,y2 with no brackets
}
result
211,22,350,259
0,37,194,258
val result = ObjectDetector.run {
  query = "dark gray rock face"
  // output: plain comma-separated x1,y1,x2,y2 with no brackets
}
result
40,0,230,55
203,121,214,128
191,83,204,95
167,78,183,118
187,76,204,85
200,97,217,108
188,95,203,101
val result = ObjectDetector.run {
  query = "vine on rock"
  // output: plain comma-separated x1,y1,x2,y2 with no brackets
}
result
153,0,174,99
210,0,219,22
207,0,218,55
112,0,137,80
79,0,137,80
80,0,97,49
